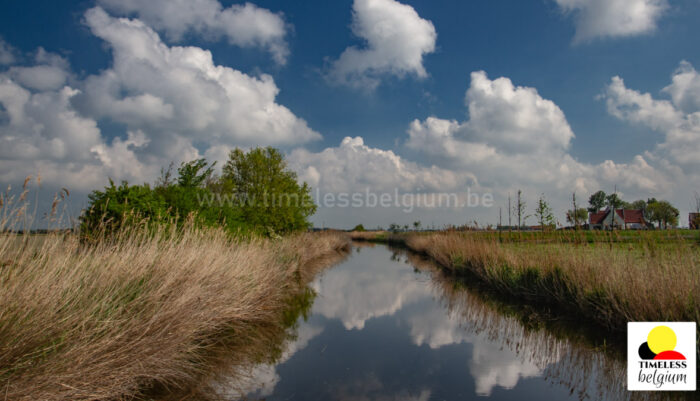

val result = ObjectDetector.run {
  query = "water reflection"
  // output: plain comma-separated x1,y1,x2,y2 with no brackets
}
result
401,250,625,400
234,322,325,397
309,246,429,330
217,243,676,401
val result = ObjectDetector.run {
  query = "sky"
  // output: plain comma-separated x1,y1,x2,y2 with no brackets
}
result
1,0,700,229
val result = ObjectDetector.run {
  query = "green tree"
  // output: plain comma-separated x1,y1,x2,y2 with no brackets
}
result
627,199,650,220
605,193,624,210
535,194,555,230
82,149,317,238
647,200,679,229
159,159,247,232
352,224,366,232
80,180,169,240
388,223,401,233
177,158,215,188
160,160,214,217
644,198,659,221
566,208,588,228
413,221,422,231
588,191,606,213
80,159,249,239
629,199,647,211
222,147,316,235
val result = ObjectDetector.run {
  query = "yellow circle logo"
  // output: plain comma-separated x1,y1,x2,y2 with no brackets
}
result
647,326,677,354
638,325,686,360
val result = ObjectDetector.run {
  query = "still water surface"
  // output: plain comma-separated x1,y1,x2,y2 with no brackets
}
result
222,243,660,401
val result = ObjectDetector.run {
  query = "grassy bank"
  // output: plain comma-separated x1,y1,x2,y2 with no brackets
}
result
399,249,634,401
352,231,700,336
0,226,349,401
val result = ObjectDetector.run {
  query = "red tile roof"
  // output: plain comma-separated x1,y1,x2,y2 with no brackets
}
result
589,209,646,225
589,211,607,225
616,209,645,224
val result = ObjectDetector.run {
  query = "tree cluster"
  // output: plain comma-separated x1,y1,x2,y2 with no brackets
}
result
80,147,316,239
583,190,679,228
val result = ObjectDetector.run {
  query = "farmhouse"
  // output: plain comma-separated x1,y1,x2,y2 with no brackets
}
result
691,213,699,229
589,209,648,230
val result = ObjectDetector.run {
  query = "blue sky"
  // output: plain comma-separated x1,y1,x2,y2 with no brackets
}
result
1,0,700,228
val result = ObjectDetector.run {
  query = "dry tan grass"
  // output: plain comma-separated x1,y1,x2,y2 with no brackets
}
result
401,232,700,334
0,223,349,401
398,250,634,401
348,230,388,241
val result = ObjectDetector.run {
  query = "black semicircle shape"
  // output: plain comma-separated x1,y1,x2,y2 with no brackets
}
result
638,342,657,360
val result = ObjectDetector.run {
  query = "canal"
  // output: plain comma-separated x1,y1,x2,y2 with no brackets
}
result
218,243,669,401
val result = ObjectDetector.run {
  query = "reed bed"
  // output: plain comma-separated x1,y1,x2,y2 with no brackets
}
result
353,231,700,335
398,250,635,401
0,221,349,400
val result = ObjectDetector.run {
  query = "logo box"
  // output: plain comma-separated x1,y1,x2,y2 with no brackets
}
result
627,322,696,391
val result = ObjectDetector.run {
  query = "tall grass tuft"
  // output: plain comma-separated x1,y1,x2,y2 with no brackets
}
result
0,188,349,400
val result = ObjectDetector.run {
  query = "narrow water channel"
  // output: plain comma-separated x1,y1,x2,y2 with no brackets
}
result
218,243,671,401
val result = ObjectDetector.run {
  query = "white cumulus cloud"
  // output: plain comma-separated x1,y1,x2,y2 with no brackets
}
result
463,71,574,154
602,76,682,131
402,70,695,223
0,76,136,191
555,0,668,42
289,136,463,194
601,64,700,169
0,38,17,66
77,7,318,150
286,70,691,227
327,0,437,90
307,246,430,330
97,0,289,64
406,71,590,194
662,61,700,114
6,48,70,92
0,8,319,196
281,68,700,227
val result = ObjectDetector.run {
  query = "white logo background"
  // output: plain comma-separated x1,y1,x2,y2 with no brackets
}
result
628,322,696,391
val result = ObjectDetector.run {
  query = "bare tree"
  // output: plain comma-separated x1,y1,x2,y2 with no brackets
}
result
508,193,512,231
512,190,527,230
155,162,175,188
694,191,700,213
